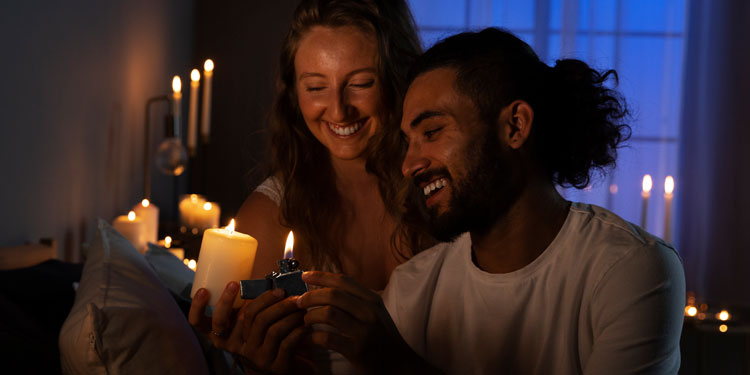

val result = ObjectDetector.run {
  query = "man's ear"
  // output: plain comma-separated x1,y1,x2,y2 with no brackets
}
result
499,100,533,150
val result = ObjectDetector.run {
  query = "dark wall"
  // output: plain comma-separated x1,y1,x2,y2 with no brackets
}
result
190,0,299,223
0,1,194,260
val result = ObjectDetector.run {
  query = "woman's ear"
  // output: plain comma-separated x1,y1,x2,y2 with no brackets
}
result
499,100,533,150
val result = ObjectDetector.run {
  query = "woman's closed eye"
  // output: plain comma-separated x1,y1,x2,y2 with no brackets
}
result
349,80,375,89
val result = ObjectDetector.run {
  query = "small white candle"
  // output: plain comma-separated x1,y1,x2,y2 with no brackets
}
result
158,236,185,260
191,219,258,307
201,59,214,143
113,211,147,253
179,194,205,229
133,199,159,246
641,174,652,229
664,176,674,242
187,69,200,156
195,201,220,230
172,76,182,137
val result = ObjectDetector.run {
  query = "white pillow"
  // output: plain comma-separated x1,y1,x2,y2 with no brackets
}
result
59,219,208,374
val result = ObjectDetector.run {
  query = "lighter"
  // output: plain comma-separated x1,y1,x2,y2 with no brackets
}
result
239,231,308,299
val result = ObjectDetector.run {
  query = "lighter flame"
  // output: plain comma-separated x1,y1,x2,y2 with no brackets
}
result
141,199,150,208
204,59,214,72
226,219,236,233
187,259,197,271
642,174,653,193
203,202,212,211
191,69,200,82
665,176,674,195
172,76,182,93
719,324,728,333
128,211,136,221
164,236,172,249
284,231,294,259
685,306,698,317
718,310,730,321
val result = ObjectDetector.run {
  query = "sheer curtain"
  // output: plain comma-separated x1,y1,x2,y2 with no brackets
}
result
678,0,750,307
407,0,686,246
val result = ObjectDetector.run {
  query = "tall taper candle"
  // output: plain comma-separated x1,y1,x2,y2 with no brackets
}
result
641,174,652,229
172,76,182,138
187,69,200,156
201,59,214,143
664,176,674,242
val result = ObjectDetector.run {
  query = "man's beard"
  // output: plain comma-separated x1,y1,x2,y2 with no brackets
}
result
422,131,524,242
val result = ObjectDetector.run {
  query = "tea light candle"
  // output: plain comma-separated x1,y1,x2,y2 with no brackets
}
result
133,199,159,246
191,219,258,307
113,211,147,253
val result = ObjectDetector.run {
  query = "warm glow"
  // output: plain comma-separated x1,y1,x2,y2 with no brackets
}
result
183,258,189,266
203,202,212,211
164,236,172,249
141,199,150,208
685,306,698,317
204,59,214,72
188,259,197,271
665,176,674,195
172,76,182,93
190,194,199,201
719,324,728,333
226,219,236,233
191,69,200,82
642,174,653,193
718,310,730,321
127,211,136,221
284,231,294,259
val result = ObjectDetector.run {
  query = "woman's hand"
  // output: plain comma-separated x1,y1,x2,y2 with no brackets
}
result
296,271,440,374
188,282,310,373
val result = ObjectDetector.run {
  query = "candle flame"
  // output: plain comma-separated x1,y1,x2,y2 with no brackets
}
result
719,324,728,333
203,202,212,211
141,199,150,207
226,219,236,233
191,69,200,82
204,59,214,72
685,306,697,317
128,211,136,221
164,236,172,248
183,258,189,266
642,174,653,193
284,231,294,259
172,76,182,93
190,194,199,201
664,176,674,195
188,259,197,271
718,310,730,321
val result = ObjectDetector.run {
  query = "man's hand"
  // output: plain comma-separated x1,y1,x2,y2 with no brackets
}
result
296,271,441,374
188,282,310,373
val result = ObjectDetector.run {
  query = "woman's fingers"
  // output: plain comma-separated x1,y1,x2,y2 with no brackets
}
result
272,325,312,373
302,271,377,302
259,310,306,361
188,288,211,333
296,287,378,323
211,281,240,340
303,305,366,339
241,289,294,347
310,329,356,360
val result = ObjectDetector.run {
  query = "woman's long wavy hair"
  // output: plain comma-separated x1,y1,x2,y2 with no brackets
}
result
268,0,427,271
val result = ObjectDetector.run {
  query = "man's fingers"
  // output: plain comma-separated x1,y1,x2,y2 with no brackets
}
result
303,305,366,338
296,287,378,323
302,271,376,302
271,325,312,373
243,290,300,347
188,288,211,333
211,281,240,338
259,310,305,361
310,330,356,360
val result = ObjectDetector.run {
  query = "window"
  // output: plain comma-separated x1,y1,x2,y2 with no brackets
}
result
408,0,686,244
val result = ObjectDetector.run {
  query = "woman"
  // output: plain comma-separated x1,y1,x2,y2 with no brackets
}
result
189,0,428,372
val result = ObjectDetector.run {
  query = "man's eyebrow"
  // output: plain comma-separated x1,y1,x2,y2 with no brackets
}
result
409,111,445,129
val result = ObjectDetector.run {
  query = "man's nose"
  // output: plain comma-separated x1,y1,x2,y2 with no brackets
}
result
402,143,429,177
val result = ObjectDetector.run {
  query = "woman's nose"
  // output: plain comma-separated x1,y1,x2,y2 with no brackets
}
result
328,89,352,123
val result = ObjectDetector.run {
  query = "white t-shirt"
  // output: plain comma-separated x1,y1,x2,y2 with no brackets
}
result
383,202,685,374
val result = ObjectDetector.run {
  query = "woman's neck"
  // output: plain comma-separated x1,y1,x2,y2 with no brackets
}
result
330,156,377,190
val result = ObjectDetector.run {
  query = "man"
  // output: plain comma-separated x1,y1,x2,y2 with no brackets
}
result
298,27,685,374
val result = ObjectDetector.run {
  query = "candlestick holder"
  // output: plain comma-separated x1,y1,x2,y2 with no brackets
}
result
240,258,308,299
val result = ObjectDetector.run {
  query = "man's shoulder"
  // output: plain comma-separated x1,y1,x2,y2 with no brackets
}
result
393,233,470,277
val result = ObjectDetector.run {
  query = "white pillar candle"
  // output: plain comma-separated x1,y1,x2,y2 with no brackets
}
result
195,201,220,230
641,174,652,229
201,59,214,143
172,76,182,138
191,219,258,307
113,211,147,253
664,176,674,242
158,236,185,260
179,194,205,229
133,199,159,246
187,69,200,156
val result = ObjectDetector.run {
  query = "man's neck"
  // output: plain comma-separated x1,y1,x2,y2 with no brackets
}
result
469,181,570,274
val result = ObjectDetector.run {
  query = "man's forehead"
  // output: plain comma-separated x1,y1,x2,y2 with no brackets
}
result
401,68,459,130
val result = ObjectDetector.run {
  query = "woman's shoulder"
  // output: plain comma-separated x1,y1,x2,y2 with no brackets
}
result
253,175,284,206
